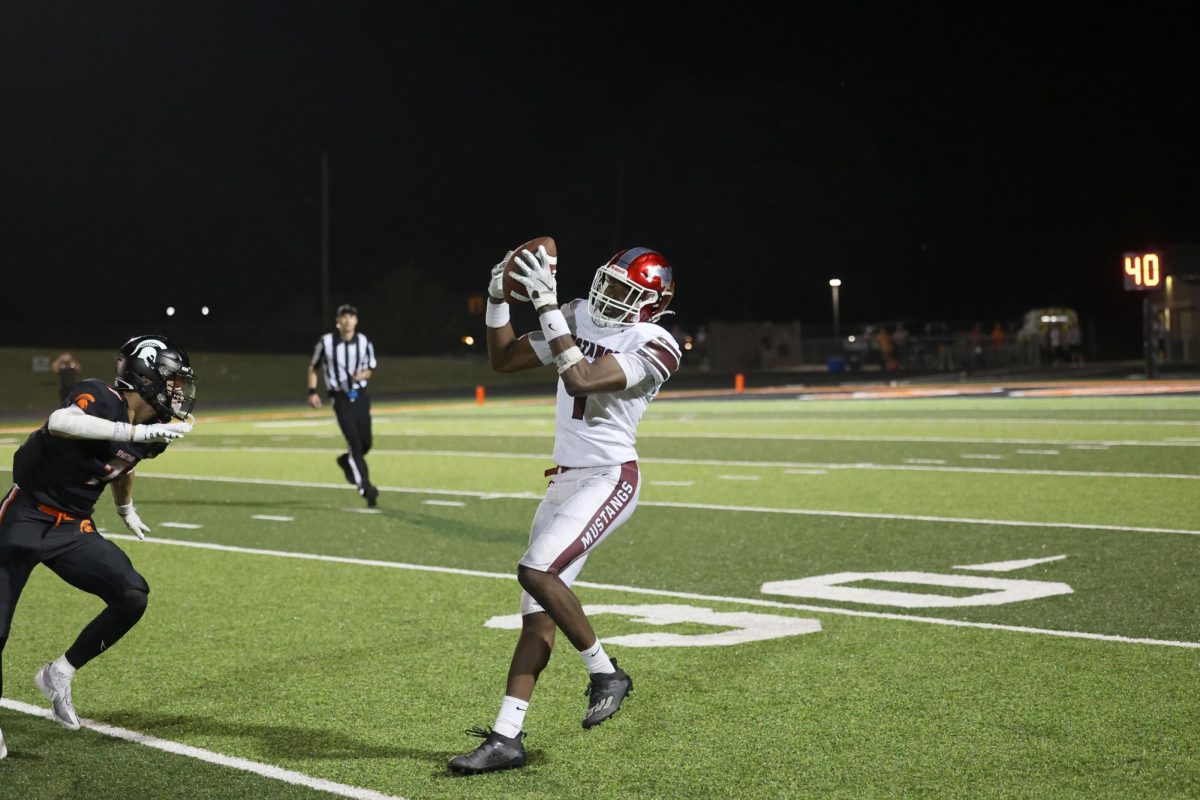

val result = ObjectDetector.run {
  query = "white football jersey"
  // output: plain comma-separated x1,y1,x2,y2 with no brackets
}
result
528,299,682,467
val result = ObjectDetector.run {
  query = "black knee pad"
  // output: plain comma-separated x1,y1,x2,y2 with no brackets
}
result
118,588,149,621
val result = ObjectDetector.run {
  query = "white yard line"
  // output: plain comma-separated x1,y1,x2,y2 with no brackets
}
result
389,430,1200,448
13,468,1190,537
159,522,203,529
96,533,1200,649
422,500,466,507
154,447,1200,481
649,416,1200,427
252,514,294,522
0,698,406,800
641,500,1200,537
954,555,1068,572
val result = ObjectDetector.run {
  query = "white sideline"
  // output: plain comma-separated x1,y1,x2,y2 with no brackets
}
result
99,533,1200,649
0,699,406,800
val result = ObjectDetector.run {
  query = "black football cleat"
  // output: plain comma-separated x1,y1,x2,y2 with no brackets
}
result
448,726,526,775
336,454,355,485
582,658,633,729
363,484,379,508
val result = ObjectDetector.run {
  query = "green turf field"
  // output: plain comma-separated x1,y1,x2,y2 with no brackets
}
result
1,392,1198,799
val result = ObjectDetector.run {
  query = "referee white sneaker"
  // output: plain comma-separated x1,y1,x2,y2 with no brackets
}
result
35,661,81,730
1,724,7,759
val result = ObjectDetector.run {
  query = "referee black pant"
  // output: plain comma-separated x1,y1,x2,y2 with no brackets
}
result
332,389,373,492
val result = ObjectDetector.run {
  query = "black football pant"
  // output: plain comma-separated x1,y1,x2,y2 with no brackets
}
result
0,486,149,699
332,390,374,492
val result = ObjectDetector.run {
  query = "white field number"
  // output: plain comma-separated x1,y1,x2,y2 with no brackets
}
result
761,571,1073,608
485,604,821,647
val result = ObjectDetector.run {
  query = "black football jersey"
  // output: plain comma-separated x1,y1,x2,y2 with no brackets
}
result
12,379,168,516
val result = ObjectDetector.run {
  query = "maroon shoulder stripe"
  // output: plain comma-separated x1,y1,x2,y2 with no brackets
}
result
644,339,680,373
649,338,681,371
636,349,670,381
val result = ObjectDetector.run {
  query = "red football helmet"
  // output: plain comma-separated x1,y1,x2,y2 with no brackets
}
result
587,247,676,327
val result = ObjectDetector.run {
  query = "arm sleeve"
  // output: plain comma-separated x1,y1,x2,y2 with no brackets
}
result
48,406,131,441
612,353,653,389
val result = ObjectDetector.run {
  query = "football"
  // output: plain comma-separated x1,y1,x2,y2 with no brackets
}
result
502,236,557,304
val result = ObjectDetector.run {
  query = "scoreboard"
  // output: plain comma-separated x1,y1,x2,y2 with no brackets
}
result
1123,252,1163,291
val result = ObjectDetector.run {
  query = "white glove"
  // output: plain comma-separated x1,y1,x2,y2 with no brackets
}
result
510,245,558,309
116,503,150,540
131,420,192,443
489,251,513,300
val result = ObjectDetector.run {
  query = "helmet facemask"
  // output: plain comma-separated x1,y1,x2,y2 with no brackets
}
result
115,336,197,423
158,368,197,422
588,267,658,327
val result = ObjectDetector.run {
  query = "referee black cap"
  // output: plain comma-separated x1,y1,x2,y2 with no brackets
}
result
336,303,358,316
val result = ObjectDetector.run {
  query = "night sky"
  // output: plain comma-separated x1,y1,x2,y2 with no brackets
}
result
2,2,1197,354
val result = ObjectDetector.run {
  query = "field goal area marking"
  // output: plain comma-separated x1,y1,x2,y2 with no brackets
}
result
0,699,406,800
98,533,1200,649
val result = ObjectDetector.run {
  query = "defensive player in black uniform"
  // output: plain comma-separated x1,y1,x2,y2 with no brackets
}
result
0,335,196,759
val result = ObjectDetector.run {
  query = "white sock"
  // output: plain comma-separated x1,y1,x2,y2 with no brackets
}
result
578,640,615,675
493,695,528,739
52,655,76,678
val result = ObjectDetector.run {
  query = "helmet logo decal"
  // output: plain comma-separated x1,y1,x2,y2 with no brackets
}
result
134,338,168,366
642,264,673,289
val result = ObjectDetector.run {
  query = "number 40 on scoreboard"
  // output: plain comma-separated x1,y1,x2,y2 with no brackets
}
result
1123,252,1163,291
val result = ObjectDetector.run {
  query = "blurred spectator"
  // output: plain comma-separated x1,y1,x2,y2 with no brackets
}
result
694,325,709,370
1066,325,1083,364
876,327,895,370
1048,325,1065,363
892,323,909,368
51,352,81,403
970,323,983,368
990,322,1005,350
759,336,774,370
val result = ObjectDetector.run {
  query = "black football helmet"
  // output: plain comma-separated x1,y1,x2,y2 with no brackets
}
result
114,335,197,422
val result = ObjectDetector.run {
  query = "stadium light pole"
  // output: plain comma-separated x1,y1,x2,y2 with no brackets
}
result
829,278,842,338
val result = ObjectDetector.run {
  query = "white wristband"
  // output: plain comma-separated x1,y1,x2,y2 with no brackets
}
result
116,502,135,517
485,301,511,328
538,309,569,341
554,346,585,375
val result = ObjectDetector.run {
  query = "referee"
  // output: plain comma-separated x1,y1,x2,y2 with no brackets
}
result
308,304,380,507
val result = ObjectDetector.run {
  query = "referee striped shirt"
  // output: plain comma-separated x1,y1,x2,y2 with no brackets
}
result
312,332,377,393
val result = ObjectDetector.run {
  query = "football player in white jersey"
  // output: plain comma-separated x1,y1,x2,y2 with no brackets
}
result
448,244,681,775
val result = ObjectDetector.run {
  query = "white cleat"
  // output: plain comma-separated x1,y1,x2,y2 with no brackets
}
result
1,724,7,759
35,662,81,730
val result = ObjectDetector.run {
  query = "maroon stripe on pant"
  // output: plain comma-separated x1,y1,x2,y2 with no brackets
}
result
547,461,639,575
